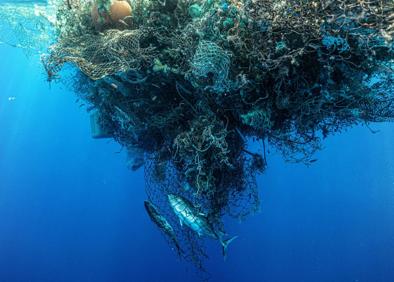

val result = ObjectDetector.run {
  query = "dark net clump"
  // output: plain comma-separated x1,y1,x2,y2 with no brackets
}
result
44,0,394,269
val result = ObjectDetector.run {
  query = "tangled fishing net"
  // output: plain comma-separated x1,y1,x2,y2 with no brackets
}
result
188,40,231,92
39,0,394,270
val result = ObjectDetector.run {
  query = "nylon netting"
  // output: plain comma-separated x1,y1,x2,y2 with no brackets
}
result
44,28,156,80
188,40,231,93
144,156,208,271
143,149,262,271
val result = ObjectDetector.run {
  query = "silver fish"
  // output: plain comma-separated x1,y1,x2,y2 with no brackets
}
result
168,194,237,258
144,200,183,256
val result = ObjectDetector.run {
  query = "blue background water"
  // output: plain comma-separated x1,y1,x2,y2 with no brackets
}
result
1,42,394,281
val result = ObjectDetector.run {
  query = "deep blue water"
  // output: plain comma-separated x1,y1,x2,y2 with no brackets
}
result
1,40,394,281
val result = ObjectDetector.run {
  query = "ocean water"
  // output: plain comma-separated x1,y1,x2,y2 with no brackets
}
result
1,6,394,282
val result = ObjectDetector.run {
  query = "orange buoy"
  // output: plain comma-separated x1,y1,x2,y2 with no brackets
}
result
110,0,132,23
91,0,132,29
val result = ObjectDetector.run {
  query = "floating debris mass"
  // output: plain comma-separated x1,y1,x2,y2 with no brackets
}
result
39,0,394,270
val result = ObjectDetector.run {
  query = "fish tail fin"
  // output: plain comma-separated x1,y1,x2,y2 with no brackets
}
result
220,236,238,260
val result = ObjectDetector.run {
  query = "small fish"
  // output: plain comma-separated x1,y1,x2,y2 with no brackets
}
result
168,194,237,259
144,200,183,256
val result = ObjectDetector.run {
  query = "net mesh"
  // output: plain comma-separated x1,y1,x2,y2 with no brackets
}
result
44,28,156,80
144,157,208,271
144,151,260,272
188,40,231,93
